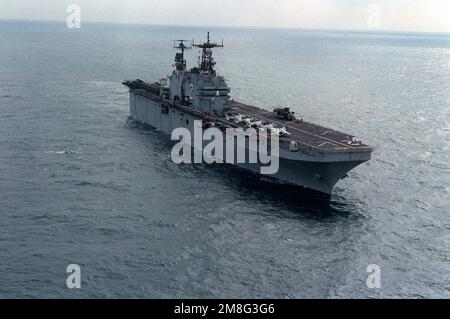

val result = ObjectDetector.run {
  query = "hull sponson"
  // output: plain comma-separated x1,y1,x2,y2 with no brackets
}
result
128,90,369,195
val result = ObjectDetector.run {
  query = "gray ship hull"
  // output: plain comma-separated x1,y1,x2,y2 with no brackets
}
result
235,160,364,195
128,91,370,195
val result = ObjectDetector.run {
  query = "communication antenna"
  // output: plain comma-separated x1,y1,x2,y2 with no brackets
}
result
173,39,192,70
192,32,224,74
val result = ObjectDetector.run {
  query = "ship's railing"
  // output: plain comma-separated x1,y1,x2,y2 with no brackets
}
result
130,88,369,155
279,139,320,155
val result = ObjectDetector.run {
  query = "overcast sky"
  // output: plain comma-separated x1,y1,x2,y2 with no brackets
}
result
0,0,449,33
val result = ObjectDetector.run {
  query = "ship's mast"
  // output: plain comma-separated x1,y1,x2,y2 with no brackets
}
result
173,40,191,71
193,32,224,74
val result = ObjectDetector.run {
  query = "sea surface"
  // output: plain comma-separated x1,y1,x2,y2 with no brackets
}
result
0,21,449,298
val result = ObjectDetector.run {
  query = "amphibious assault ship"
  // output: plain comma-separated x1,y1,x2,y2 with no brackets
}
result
123,33,374,195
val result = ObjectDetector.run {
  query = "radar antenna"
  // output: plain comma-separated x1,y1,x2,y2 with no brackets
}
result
173,40,192,71
193,32,224,74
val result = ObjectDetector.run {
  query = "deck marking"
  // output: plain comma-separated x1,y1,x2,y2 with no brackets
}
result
234,105,358,149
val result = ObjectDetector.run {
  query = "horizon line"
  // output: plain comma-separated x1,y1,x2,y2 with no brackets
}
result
1,18,450,36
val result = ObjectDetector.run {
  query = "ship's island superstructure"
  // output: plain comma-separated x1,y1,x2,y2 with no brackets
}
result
123,33,374,196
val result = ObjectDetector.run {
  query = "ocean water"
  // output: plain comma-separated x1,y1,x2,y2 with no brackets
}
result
0,21,449,298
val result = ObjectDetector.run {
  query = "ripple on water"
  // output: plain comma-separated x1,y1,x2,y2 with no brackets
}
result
0,22,449,299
